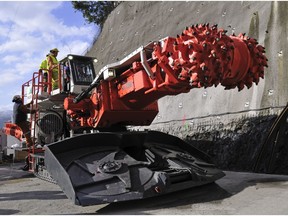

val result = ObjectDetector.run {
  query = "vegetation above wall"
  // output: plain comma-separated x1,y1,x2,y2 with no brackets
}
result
72,1,121,29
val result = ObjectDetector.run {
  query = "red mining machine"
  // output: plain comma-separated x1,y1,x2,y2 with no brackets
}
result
3,24,267,206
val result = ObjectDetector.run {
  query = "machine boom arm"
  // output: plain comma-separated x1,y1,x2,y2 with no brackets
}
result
65,24,267,129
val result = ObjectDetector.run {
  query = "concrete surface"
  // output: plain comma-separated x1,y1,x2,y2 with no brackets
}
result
1,162,288,215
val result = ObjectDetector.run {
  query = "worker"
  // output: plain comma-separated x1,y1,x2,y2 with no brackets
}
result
47,48,59,90
63,61,71,92
39,54,49,92
12,95,38,171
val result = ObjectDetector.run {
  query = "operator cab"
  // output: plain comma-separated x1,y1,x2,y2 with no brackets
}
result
59,54,97,94
27,54,98,109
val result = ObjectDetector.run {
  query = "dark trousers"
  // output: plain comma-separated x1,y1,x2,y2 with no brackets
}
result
43,73,48,92
17,121,33,147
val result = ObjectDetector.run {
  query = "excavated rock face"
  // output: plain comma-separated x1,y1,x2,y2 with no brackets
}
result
189,114,288,175
185,115,277,172
87,2,288,173
139,110,288,174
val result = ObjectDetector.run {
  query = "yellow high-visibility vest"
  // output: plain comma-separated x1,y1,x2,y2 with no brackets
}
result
47,54,58,72
39,59,48,71
47,54,59,89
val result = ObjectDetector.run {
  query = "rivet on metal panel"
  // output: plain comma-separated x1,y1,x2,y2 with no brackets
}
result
169,7,174,12
268,89,274,96
222,11,227,17
244,102,250,108
117,11,120,15
278,50,283,57
157,114,161,119
189,120,194,125
178,102,183,108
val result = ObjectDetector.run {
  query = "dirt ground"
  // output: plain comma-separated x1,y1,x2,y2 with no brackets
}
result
1,161,288,215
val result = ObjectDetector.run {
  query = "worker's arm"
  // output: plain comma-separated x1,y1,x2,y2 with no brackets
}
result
47,55,58,71
19,103,37,114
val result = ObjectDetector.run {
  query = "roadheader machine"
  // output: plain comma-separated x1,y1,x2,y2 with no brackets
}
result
4,24,267,206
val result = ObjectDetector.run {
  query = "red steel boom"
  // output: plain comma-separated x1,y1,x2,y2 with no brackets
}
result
64,24,267,129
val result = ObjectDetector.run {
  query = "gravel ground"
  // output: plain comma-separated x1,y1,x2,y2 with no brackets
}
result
1,162,288,215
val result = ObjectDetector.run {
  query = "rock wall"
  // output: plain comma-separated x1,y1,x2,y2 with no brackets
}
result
87,1,288,173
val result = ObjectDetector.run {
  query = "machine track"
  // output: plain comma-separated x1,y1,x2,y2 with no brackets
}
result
33,170,57,184
30,153,57,184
